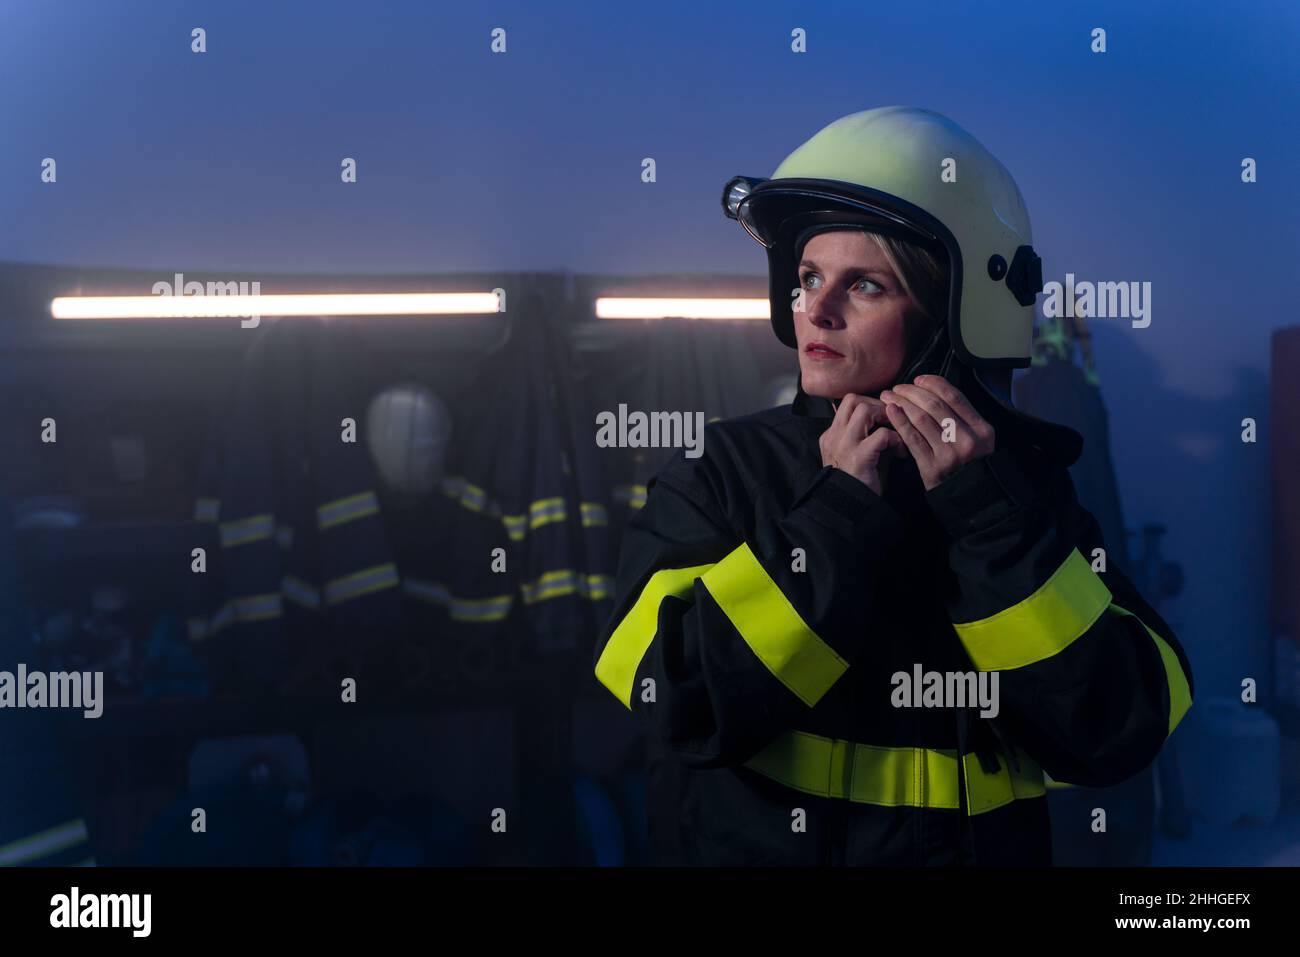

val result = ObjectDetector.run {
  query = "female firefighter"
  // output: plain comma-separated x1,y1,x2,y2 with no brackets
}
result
592,107,1193,865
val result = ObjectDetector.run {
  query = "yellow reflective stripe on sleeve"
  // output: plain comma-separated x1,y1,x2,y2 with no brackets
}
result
401,577,514,622
0,818,89,866
502,514,527,542
952,548,1112,671
519,569,615,604
440,476,489,512
744,730,1044,815
581,502,608,527
317,491,380,530
595,563,713,708
700,542,846,707
583,573,614,601
218,513,275,548
322,563,400,605
1112,603,1193,736
528,497,566,530
281,574,322,610
204,592,284,638
613,484,647,509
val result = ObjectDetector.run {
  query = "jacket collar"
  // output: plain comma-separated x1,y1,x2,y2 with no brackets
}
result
790,369,1083,468
790,374,836,420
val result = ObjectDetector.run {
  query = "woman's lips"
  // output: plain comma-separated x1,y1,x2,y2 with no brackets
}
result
804,342,844,360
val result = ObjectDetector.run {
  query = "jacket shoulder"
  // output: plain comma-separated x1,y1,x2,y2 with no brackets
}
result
651,405,800,518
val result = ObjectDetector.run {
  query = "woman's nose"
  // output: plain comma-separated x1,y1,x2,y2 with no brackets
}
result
806,296,842,330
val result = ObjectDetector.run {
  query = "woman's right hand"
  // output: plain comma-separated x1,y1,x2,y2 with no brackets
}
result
819,393,906,497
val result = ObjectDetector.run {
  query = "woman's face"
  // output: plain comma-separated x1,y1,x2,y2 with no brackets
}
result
794,230,926,399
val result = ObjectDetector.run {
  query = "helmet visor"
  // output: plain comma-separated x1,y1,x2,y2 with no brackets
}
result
737,179,944,252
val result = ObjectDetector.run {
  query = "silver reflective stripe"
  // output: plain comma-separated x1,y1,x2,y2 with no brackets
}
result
317,491,380,530
219,513,275,548
0,818,89,866
323,563,400,605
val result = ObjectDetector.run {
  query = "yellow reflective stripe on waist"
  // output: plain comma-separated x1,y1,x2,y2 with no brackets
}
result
1112,603,1192,736
952,548,1112,671
595,563,713,708
962,750,1047,814
700,542,846,707
744,732,960,808
744,730,1045,815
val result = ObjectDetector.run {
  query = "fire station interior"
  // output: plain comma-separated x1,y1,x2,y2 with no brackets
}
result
1,261,1298,867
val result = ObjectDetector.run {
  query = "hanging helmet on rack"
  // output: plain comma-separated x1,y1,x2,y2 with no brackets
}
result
722,106,1081,462
365,384,454,508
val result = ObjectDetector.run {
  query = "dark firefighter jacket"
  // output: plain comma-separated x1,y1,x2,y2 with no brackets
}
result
592,385,1194,866
187,318,403,689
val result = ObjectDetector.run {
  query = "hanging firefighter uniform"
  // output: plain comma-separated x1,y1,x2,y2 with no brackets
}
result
187,318,403,690
593,106,1194,865
439,303,614,658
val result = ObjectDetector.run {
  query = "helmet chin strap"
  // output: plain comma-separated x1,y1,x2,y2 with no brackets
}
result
825,320,990,412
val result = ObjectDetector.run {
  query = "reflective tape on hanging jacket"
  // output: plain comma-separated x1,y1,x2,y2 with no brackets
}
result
322,563,401,605
317,491,380,530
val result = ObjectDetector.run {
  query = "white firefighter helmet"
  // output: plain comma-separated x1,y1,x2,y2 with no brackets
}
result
365,384,454,507
724,106,1081,461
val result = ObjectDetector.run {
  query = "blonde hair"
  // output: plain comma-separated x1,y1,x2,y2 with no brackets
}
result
869,232,949,327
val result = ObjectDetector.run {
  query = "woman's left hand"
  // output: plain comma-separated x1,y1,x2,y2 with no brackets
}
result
880,374,996,491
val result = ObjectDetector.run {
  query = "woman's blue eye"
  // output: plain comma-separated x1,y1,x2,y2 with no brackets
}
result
799,273,880,293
